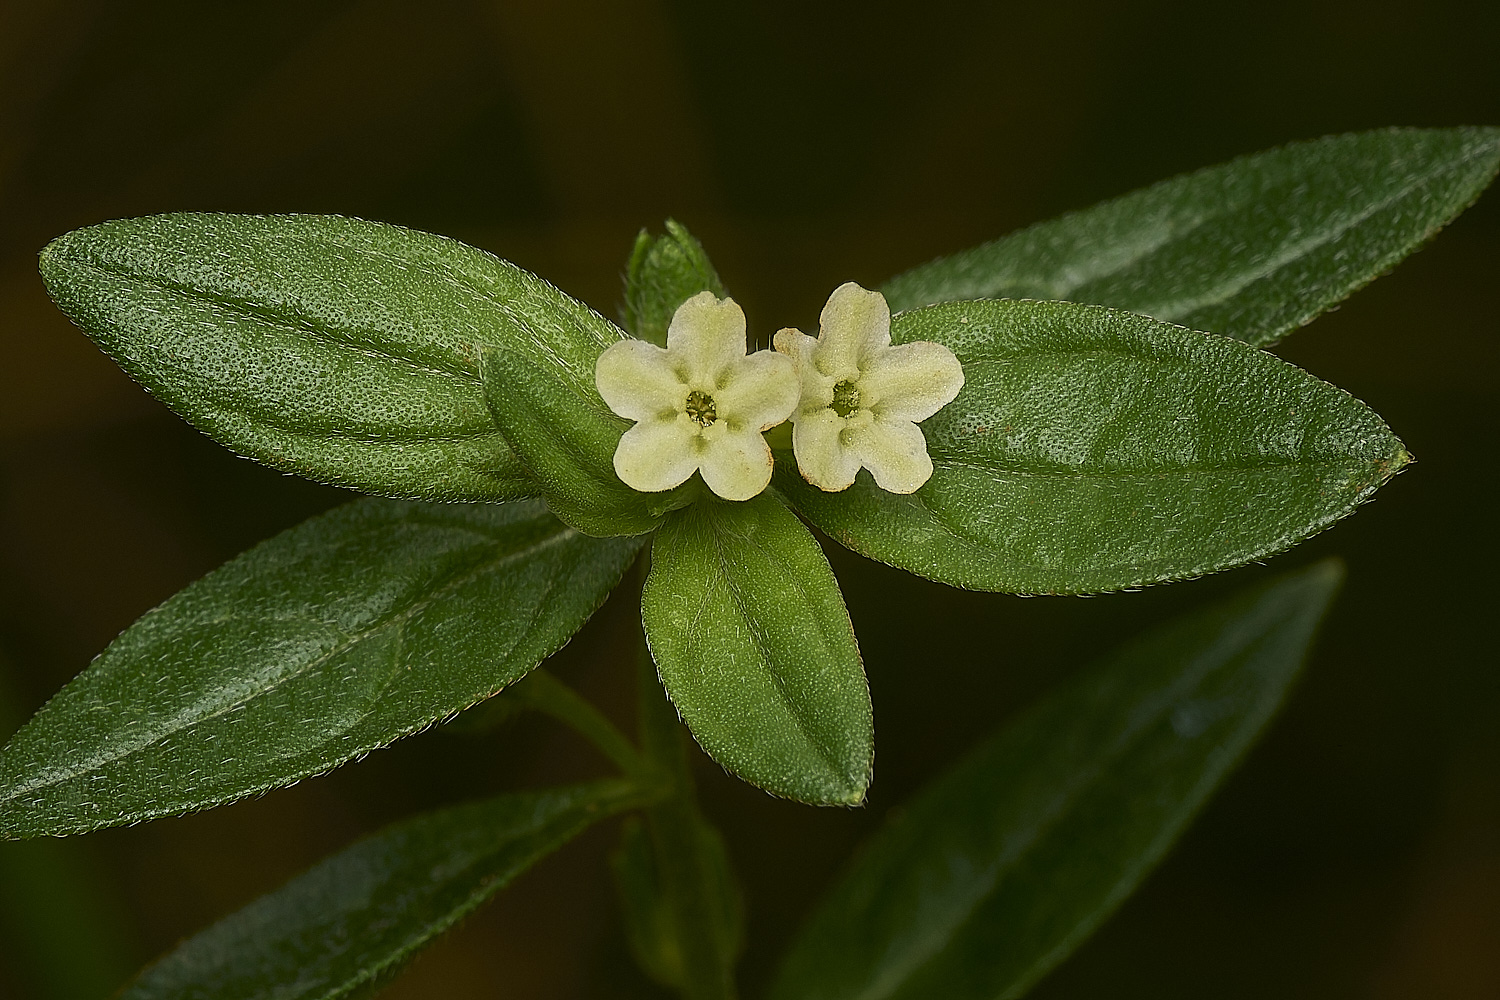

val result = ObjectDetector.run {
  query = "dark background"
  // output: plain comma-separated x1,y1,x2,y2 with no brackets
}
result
1,1,1497,997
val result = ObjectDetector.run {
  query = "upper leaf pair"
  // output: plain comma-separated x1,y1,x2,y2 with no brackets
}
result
39,128,1497,586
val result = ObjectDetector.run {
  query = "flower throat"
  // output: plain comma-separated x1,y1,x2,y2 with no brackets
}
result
831,379,861,418
685,390,718,426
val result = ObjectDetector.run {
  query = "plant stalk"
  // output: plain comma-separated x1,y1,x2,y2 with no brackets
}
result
513,668,650,781
634,554,741,1000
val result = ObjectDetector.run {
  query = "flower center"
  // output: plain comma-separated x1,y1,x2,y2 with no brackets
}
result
830,379,861,418
685,390,718,426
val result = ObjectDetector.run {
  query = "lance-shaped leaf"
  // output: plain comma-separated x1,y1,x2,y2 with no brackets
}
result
121,780,646,1000
40,213,627,501
778,299,1406,595
770,559,1343,1000
642,493,873,806
0,500,642,839
480,347,698,536
883,127,1500,346
624,219,728,347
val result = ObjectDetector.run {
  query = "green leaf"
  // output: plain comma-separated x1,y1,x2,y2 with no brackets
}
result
770,559,1344,1000
611,813,744,991
642,493,872,806
778,299,1407,595
480,346,698,536
883,127,1500,346
121,780,645,1000
40,213,627,501
0,499,642,839
625,220,728,347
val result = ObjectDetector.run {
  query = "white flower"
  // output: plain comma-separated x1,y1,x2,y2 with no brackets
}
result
596,291,798,501
774,282,963,494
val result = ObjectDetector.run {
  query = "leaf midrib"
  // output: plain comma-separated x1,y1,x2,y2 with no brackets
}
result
889,130,1497,311
63,253,479,383
705,511,855,790
1132,155,1472,320
927,452,1385,480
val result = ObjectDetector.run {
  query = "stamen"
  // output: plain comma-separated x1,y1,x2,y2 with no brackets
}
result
831,379,861,418
685,390,718,426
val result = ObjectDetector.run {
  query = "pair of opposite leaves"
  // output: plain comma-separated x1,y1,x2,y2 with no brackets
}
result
597,282,964,501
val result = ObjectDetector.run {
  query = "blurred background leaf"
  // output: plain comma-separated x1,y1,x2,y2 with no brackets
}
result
120,780,646,1000
881,127,1500,347
0,657,135,999
770,561,1341,1000
1,1,1497,997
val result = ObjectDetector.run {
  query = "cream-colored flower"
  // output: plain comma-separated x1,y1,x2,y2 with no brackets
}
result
775,282,963,494
596,291,798,501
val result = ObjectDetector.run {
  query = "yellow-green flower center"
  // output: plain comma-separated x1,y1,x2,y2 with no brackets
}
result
831,379,861,418
685,389,718,426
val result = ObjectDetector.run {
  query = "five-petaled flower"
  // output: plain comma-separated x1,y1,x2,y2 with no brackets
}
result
595,291,798,501
774,282,964,494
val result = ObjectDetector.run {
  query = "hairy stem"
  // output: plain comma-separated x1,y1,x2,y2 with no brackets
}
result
635,555,742,1000
513,668,650,780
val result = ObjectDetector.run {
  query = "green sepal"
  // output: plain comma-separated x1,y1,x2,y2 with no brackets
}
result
38,214,620,501
883,127,1500,346
479,346,699,536
769,560,1344,1000
121,780,649,1000
778,298,1407,595
642,492,873,806
624,219,728,346
0,499,643,839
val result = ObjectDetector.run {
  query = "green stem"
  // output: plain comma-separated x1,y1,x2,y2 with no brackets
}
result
514,668,651,781
636,609,742,1000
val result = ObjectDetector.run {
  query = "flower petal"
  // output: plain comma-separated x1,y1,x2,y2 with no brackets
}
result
775,327,834,414
716,349,799,431
814,282,891,377
596,339,684,422
859,340,965,422
666,291,747,382
773,326,818,366
847,418,934,494
793,409,862,492
613,418,700,493
698,425,775,501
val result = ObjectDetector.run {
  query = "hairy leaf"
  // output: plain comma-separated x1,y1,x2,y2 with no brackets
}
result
122,781,645,1000
779,299,1406,594
770,560,1343,1000
40,213,625,500
480,347,697,535
0,500,642,838
642,493,872,806
883,127,1500,346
